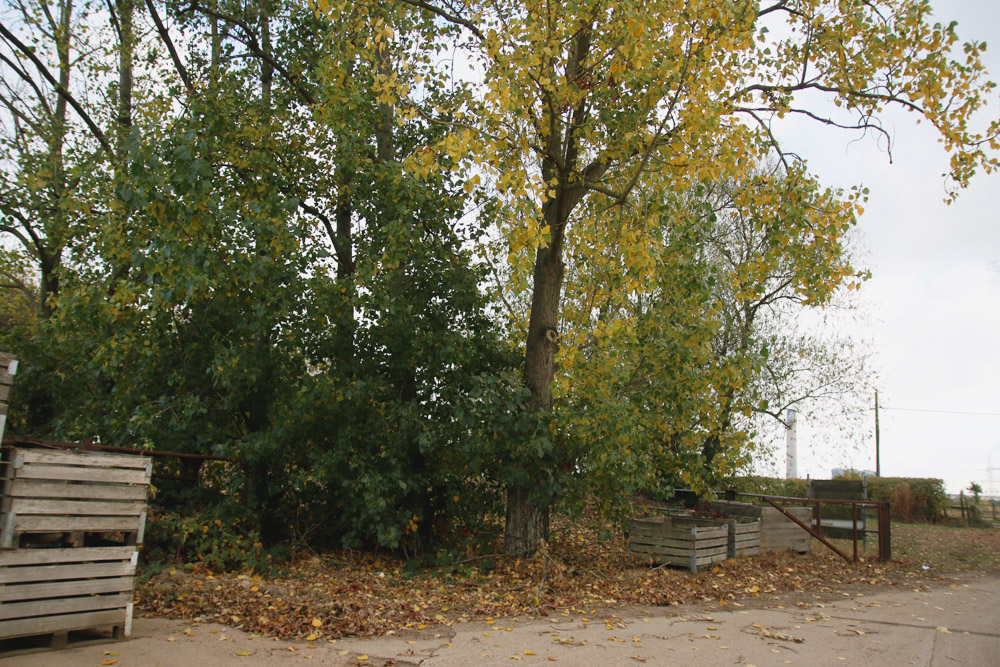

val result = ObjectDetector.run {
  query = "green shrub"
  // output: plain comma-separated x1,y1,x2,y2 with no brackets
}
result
867,477,947,523
720,475,809,500
141,502,287,577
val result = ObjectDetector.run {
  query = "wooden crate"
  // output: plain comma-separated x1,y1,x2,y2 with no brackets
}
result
0,446,151,644
629,516,729,573
726,518,761,558
0,352,15,444
709,501,812,553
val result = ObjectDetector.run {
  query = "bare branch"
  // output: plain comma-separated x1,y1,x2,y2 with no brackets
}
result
0,21,114,156
396,0,484,41
145,0,194,93
0,50,55,118
183,2,316,105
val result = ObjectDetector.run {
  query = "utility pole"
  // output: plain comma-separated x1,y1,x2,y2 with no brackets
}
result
875,390,881,477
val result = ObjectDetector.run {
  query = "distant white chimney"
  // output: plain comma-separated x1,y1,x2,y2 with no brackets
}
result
785,408,798,479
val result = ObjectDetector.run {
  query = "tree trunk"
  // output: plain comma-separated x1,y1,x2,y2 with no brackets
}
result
210,0,220,85
115,0,133,159
504,203,565,554
38,0,73,317
259,0,272,108
504,485,550,555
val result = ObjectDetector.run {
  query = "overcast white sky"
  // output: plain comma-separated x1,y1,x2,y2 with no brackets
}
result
765,1,1000,496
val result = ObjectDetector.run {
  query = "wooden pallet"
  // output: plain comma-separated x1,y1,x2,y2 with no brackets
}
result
0,547,136,640
629,516,729,573
0,448,150,549
0,446,150,643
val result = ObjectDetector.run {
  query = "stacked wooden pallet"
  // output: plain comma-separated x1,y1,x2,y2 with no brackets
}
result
709,501,812,553
0,446,151,647
628,516,729,573
0,352,15,444
726,518,761,558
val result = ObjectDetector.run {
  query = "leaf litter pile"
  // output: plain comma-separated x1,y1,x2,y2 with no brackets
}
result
137,514,1000,641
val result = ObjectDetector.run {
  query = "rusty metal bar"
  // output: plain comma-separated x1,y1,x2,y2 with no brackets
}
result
763,497,853,563
2,436,236,462
732,492,883,507
731,491,893,563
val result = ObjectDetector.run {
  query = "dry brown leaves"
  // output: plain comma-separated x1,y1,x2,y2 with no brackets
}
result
136,513,1000,641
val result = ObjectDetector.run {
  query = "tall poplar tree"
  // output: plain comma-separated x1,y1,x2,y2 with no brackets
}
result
393,0,999,553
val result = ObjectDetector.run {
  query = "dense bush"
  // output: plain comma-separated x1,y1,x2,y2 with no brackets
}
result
866,477,948,523
141,502,287,577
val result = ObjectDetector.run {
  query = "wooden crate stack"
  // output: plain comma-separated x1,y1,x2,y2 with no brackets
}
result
726,518,761,559
0,446,151,647
0,352,15,444
628,516,729,573
709,501,812,553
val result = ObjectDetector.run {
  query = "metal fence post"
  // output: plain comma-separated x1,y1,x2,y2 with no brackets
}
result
878,502,892,561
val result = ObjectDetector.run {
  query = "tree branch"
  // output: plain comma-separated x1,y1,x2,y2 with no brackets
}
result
145,0,194,93
395,0,484,40
184,2,315,105
0,21,114,156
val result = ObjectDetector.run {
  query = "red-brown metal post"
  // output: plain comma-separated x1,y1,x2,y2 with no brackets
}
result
878,502,892,561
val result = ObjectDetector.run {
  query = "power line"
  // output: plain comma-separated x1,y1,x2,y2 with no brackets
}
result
881,406,1000,417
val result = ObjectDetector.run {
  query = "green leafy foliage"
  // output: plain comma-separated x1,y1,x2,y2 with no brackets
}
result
142,503,286,576
866,477,949,523
721,475,810,500
1,0,997,562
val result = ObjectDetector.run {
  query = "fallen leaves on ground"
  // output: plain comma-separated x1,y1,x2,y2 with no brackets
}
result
136,514,1000,641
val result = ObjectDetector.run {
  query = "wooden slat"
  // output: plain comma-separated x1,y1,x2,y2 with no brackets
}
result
631,521,728,538
17,449,151,470
630,535,729,550
0,577,133,602
631,526,728,541
0,561,135,584
8,498,145,516
6,479,148,501
13,515,143,534
0,385,9,402
12,465,149,485
0,593,131,621
0,608,126,639
0,547,135,567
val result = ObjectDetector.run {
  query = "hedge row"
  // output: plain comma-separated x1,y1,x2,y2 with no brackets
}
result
720,475,948,523
720,476,809,500
865,477,948,523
